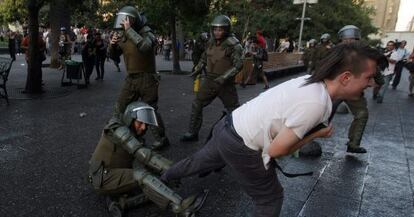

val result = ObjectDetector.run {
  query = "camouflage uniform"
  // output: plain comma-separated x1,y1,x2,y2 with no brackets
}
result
88,100,206,216
109,16,168,149
181,15,244,141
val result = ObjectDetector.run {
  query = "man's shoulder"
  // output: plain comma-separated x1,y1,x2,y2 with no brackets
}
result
223,35,240,47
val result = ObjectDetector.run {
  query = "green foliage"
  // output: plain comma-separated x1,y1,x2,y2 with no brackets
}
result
208,0,377,42
0,0,377,43
0,0,28,24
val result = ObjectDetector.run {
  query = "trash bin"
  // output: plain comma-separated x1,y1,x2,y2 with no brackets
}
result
65,60,83,80
61,60,87,88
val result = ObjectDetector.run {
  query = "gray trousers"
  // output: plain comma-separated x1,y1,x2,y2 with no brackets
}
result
162,116,284,217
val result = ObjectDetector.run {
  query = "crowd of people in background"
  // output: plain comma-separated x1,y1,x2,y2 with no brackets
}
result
2,25,413,98
302,33,414,101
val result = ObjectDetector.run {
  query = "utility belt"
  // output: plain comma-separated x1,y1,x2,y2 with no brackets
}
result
127,72,156,79
126,73,161,83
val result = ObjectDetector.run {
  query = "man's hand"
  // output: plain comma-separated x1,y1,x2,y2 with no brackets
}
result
122,16,131,31
314,123,334,138
110,34,121,45
190,64,203,79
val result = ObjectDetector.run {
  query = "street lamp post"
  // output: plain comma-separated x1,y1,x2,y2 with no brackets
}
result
297,0,307,51
294,0,317,51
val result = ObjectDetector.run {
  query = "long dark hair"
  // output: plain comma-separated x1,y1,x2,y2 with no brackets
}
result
306,42,381,84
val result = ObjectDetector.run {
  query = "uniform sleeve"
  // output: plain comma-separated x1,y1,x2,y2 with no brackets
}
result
231,43,244,71
125,27,155,52
284,102,326,139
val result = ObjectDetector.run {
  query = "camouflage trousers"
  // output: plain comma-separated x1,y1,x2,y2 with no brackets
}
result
345,96,368,148
187,77,239,135
114,73,167,142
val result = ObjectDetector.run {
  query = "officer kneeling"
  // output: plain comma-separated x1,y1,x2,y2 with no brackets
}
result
88,101,207,217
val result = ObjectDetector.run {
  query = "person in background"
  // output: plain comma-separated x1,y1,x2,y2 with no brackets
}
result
81,33,96,85
391,40,410,90
242,36,270,89
376,41,400,103
94,32,107,80
7,31,16,61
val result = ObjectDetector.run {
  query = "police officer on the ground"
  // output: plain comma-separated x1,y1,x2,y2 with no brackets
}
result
331,25,384,153
108,6,169,149
88,101,208,217
180,15,244,141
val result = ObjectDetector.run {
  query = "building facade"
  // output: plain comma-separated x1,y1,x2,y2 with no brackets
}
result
364,0,401,32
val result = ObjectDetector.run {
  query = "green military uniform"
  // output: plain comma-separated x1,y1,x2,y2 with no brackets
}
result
109,16,168,149
312,44,331,71
181,15,243,141
341,70,383,149
303,41,317,74
335,25,384,153
182,32,243,140
88,100,206,216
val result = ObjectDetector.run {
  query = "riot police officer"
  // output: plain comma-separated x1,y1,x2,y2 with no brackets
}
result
88,101,208,217
181,15,244,141
313,33,332,68
333,25,384,153
108,6,169,149
303,38,317,74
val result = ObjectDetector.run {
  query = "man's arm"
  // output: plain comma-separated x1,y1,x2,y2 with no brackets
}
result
190,51,207,78
268,124,333,158
125,27,155,52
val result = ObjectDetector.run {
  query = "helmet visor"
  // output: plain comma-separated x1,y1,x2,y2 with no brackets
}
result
340,30,361,40
132,106,158,126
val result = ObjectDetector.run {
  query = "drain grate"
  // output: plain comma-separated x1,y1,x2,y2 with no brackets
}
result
7,86,72,100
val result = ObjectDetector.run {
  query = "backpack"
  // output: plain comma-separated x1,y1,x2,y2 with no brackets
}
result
262,49,268,61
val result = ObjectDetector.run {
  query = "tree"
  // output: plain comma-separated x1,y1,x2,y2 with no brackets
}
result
208,0,377,45
25,0,47,93
0,0,27,24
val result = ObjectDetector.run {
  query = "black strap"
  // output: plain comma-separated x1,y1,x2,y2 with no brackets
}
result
274,160,313,178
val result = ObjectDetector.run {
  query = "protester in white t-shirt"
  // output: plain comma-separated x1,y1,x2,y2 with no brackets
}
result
377,41,401,103
161,42,379,217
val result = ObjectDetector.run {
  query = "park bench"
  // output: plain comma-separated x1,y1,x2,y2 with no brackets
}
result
0,57,14,105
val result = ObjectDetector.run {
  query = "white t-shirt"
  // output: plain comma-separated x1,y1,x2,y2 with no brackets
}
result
232,75,332,168
382,50,401,76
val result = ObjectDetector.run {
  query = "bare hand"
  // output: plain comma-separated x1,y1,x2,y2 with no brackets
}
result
315,123,334,138
122,16,131,30
110,35,120,45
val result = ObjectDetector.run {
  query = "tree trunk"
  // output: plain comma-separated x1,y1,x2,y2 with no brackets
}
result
49,0,71,68
170,12,181,73
25,0,43,93
176,21,185,60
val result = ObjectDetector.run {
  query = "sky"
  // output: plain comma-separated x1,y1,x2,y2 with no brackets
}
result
395,0,414,31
